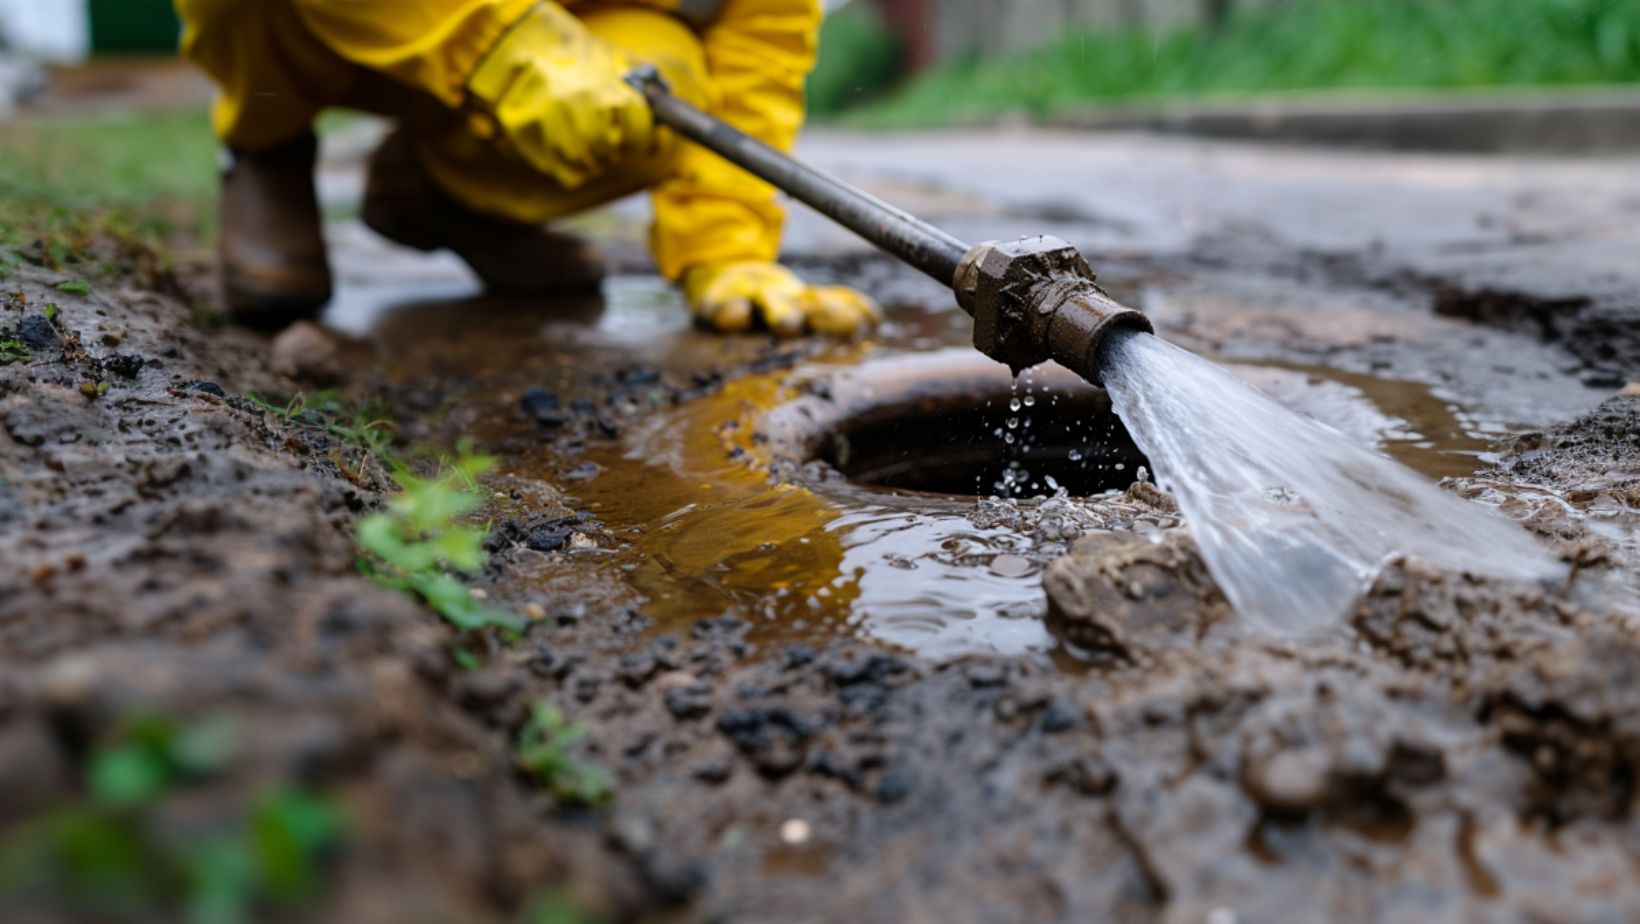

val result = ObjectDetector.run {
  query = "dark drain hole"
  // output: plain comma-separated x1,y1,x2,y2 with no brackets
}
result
819,391,1150,498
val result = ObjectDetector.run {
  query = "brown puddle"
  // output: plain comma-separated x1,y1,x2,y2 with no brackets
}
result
571,349,1159,660
343,277,1529,662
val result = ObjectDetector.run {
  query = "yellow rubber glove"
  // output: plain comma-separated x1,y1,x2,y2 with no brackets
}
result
466,2,653,191
684,262,881,338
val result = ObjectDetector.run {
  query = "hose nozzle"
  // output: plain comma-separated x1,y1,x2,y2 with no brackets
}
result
954,236,1153,384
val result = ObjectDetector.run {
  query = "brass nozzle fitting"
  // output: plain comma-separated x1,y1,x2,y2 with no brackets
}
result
953,236,1152,384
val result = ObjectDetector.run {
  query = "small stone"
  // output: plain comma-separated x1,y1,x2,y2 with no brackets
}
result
100,353,145,379
779,818,811,845
521,387,568,428
18,314,57,350
526,521,575,552
664,683,713,721
269,321,347,386
691,760,732,784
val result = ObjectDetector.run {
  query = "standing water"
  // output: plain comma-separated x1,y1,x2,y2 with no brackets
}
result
1097,329,1563,634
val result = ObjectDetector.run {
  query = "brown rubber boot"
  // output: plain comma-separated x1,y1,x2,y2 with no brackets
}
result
219,134,333,327
361,131,605,294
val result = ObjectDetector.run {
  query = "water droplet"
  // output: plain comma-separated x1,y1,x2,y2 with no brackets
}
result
1022,395,1036,407
1069,450,1083,461
1008,397,1022,412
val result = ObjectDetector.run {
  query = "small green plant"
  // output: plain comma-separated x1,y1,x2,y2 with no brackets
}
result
357,450,524,634
54,280,91,295
0,713,342,924
515,702,614,808
0,334,28,366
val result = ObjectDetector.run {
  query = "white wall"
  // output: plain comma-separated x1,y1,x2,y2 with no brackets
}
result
0,0,89,62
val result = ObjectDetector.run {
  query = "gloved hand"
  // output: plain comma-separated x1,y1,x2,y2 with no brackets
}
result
683,262,881,337
466,2,654,190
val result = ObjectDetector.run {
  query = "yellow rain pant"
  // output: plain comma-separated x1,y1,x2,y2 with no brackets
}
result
175,0,821,279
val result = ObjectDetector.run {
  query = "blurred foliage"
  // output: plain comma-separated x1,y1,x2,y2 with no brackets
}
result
808,1,905,116
0,111,218,245
0,713,343,924
515,701,614,808
846,0,1640,125
521,890,604,924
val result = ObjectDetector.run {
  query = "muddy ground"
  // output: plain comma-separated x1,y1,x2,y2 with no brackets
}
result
4,129,1640,923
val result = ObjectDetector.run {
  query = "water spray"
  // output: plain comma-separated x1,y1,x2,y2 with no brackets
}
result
626,67,1152,384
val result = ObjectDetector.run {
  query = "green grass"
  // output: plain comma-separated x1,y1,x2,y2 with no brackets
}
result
245,389,397,464
0,110,218,248
842,0,1640,126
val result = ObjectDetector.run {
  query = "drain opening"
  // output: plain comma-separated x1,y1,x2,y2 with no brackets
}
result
758,352,1152,499
819,389,1147,497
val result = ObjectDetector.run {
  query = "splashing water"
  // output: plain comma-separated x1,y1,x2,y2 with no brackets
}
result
1097,329,1563,634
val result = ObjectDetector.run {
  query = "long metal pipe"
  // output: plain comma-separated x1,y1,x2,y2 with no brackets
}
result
626,66,972,290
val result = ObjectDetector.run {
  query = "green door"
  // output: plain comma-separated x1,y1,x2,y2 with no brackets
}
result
88,0,183,54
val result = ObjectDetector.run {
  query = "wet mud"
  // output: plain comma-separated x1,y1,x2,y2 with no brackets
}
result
4,204,1640,922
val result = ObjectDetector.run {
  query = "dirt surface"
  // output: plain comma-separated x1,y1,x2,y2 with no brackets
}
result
5,128,1640,923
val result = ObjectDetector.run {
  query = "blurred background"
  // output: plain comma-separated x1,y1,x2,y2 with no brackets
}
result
810,0,1640,122
3,0,1640,249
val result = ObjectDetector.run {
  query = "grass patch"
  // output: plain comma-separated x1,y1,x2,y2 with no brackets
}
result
246,389,396,467
0,713,343,924
245,388,401,487
843,0,1640,126
0,110,218,255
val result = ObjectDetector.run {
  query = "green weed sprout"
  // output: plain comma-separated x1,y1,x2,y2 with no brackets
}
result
357,450,524,634
516,702,614,808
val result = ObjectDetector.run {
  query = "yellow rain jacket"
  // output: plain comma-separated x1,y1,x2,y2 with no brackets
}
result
177,0,821,281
